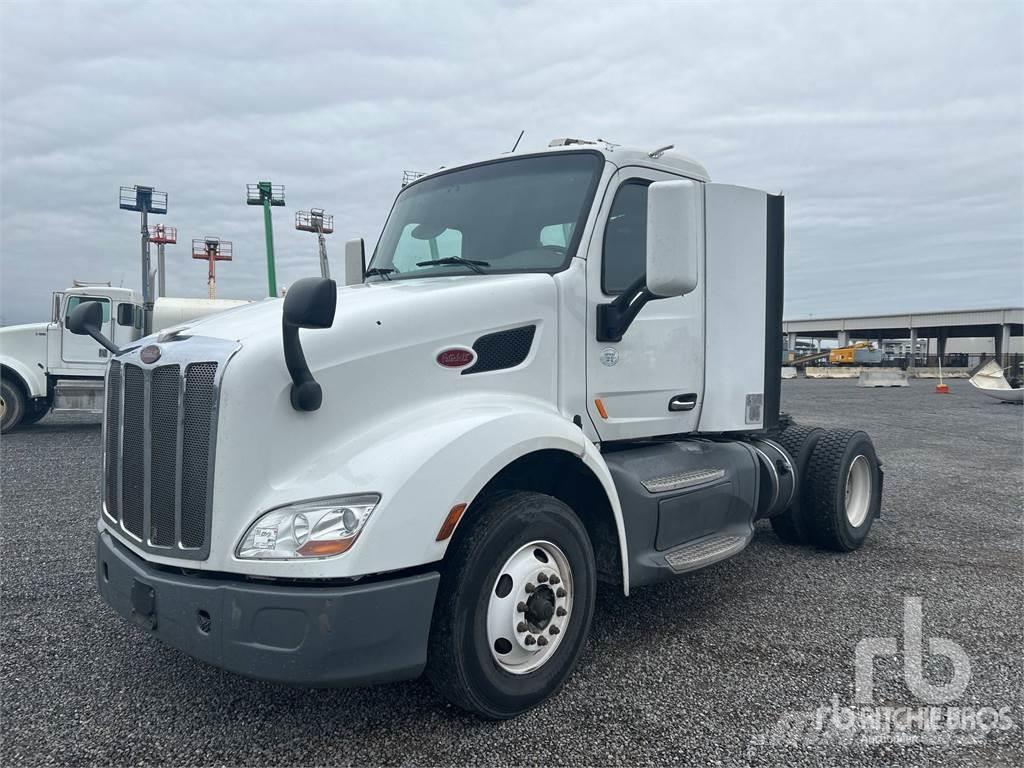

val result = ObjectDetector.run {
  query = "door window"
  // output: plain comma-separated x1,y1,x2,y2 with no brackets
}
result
65,296,111,323
602,181,649,294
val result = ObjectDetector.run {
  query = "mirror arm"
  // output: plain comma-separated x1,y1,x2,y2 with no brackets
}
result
596,274,655,343
87,328,121,355
282,321,323,412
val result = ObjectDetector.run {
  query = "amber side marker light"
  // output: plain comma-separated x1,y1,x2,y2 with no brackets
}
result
436,503,468,541
594,398,608,419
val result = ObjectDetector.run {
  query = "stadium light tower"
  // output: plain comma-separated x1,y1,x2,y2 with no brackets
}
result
295,208,334,279
192,237,233,299
246,181,285,297
119,184,168,334
147,224,177,298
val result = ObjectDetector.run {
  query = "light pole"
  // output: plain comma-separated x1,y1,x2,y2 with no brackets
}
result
147,224,177,297
295,208,334,279
119,185,167,334
192,237,233,300
246,181,285,296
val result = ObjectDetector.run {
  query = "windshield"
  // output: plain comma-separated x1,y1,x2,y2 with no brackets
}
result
369,152,603,279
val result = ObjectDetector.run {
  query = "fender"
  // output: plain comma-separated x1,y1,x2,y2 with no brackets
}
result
0,356,47,399
198,393,630,584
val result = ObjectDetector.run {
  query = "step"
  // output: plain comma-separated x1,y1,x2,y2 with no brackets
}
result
663,531,752,574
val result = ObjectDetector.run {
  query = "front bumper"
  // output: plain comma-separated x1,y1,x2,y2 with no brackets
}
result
96,529,440,687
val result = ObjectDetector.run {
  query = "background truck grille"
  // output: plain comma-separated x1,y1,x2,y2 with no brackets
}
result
103,356,222,560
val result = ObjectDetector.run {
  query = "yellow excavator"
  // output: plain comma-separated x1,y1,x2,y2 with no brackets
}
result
788,341,881,366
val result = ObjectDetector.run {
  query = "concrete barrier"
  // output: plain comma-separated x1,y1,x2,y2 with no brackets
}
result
910,367,970,379
805,366,860,379
858,369,909,387
781,366,797,379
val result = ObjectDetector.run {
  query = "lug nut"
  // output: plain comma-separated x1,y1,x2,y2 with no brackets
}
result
525,583,535,593
517,602,527,613
517,622,528,633
549,625,560,635
549,575,560,585
537,573,548,583
525,635,536,646
556,587,566,598
556,606,567,617
537,636,548,646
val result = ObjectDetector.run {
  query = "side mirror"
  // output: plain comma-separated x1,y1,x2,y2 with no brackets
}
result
343,238,366,287
646,179,700,298
116,303,134,326
68,301,120,355
282,277,337,412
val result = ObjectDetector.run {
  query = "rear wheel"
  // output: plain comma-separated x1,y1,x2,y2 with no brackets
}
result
0,378,26,434
769,424,825,544
806,429,882,551
426,491,596,719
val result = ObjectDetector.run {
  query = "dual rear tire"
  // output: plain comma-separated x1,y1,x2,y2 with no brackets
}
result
771,425,882,551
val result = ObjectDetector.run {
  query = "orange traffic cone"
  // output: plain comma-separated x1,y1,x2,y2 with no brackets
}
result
935,358,949,394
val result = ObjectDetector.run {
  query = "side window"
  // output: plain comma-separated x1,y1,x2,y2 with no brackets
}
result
65,296,111,323
602,182,649,294
392,223,463,272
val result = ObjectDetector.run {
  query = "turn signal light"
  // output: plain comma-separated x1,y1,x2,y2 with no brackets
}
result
436,503,468,541
594,399,608,419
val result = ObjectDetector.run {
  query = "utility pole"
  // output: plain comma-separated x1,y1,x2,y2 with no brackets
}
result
246,181,285,296
120,185,167,334
191,237,233,299
148,224,177,297
295,208,334,279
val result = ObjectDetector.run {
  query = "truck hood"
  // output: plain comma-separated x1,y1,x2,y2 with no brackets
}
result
0,322,49,362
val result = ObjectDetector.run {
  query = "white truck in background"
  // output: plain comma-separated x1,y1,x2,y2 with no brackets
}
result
75,139,884,719
0,284,248,432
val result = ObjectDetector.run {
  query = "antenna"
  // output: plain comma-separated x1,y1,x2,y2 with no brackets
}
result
246,181,285,297
147,224,177,298
119,184,168,335
648,144,674,159
402,170,426,187
511,130,524,153
295,208,334,279
192,237,233,299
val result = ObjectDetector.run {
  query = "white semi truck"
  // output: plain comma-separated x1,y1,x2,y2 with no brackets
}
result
0,285,248,433
78,140,883,719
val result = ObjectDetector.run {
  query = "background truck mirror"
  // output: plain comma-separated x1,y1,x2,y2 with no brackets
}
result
646,179,700,298
67,300,120,355
116,303,134,326
344,238,366,286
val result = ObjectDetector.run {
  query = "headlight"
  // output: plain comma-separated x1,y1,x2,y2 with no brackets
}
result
236,494,380,560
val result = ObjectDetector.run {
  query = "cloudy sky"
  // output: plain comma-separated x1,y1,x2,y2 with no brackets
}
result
1,1,1021,325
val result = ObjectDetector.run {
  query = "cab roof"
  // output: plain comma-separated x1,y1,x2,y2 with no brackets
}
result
411,139,711,185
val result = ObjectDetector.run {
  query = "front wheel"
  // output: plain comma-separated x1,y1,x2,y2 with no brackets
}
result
426,491,596,719
0,378,26,434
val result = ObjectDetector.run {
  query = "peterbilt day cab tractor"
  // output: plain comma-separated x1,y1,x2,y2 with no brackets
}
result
0,284,247,433
77,139,883,719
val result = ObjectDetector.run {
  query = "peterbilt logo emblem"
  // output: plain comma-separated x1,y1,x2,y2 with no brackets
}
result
140,345,161,364
436,348,476,368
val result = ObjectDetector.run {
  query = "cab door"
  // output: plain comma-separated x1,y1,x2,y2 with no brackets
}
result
61,295,113,366
585,168,705,441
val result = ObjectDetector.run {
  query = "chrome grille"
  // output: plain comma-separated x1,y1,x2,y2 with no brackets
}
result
101,339,235,561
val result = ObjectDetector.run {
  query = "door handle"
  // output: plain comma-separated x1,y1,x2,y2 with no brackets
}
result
669,393,698,412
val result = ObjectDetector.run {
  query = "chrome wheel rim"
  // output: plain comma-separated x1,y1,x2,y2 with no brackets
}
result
845,454,872,527
486,540,573,675
0,394,6,421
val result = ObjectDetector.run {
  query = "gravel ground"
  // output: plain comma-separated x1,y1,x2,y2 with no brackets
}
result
2,379,1021,767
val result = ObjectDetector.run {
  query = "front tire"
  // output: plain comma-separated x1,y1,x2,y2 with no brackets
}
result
0,378,26,434
806,429,882,551
426,491,596,719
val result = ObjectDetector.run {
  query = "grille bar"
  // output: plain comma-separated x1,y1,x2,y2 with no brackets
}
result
181,363,217,549
121,365,145,539
149,366,180,546
103,362,121,522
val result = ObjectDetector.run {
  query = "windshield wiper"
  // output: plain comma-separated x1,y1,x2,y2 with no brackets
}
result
416,256,490,274
364,267,396,280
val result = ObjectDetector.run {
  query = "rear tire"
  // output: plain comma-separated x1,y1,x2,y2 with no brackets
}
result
0,378,26,434
769,424,825,544
806,429,882,551
426,490,596,719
